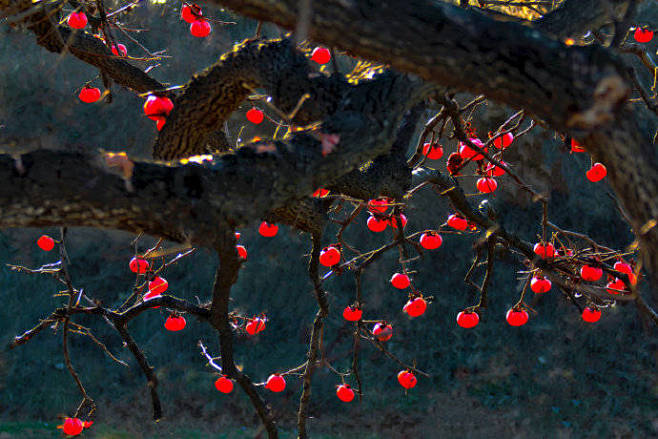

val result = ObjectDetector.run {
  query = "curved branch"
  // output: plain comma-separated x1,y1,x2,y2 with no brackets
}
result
212,0,628,131
9,2,164,93
156,38,340,160
212,0,658,299
115,323,162,421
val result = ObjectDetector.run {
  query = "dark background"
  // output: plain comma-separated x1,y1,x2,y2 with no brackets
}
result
0,1,656,438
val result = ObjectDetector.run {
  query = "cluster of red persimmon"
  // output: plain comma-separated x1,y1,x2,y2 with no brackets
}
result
73,2,213,106
133,44,327,135
180,3,212,38
67,9,131,105
36,211,416,408
422,131,608,200
266,132,633,330
78,42,330,139
45,20,650,429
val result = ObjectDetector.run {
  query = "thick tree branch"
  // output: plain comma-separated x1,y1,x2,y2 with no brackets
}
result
212,0,628,131
212,0,658,299
156,38,341,160
6,1,164,93
0,76,430,238
534,0,632,39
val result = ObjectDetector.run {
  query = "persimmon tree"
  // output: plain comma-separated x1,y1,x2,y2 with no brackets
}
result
1,0,657,437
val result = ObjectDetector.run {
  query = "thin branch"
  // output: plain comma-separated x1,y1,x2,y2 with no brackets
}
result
115,323,162,421
211,227,278,439
297,232,329,439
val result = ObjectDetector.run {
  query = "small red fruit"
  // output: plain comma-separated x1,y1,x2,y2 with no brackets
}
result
614,260,633,275
111,43,127,57
236,245,248,260
397,370,417,389
129,257,150,274
388,213,407,229
366,216,388,232
78,86,101,103
181,3,202,23
446,152,464,175
390,273,410,289
342,306,363,322
581,307,601,323
336,384,355,402
312,188,329,198
506,308,529,327
476,177,498,194
447,213,468,231
246,317,266,335
214,375,234,394
530,276,552,293
485,161,507,177
456,310,479,328
258,221,278,237
580,265,602,282
422,142,444,160
586,163,607,182
246,107,264,124
164,315,186,331
310,47,331,65
319,246,341,267
403,297,427,317
608,273,636,292
67,11,88,29
570,139,586,153
634,27,654,43
265,374,286,392
458,138,486,160
533,242,556,259
37,235,55,251
606,278,625,294
60,417,84,435
148,276,169,295
493,132,513,149
190,19,212,38
419,232,442,250
143,94,174,121
372,322,393,341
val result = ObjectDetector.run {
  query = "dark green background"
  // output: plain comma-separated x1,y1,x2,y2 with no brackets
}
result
1,1,656,437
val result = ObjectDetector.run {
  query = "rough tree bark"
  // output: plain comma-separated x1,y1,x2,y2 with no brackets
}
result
208,0,658,299
1,1,658,437
2,0,655,294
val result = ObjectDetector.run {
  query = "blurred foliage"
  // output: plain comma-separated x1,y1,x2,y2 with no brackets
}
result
0,1,657,438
